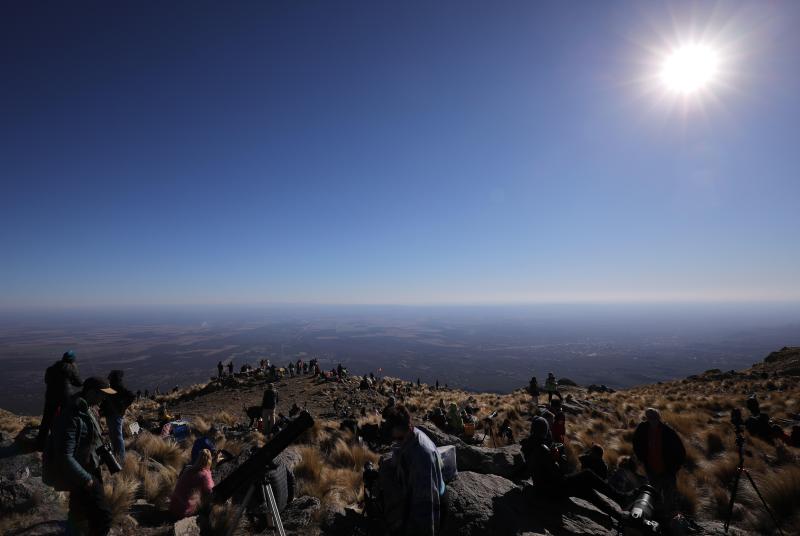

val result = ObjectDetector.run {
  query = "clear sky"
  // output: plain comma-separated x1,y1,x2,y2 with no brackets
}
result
1,1,799,308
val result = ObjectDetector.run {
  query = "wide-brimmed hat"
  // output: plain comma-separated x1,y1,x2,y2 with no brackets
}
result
83,376,117,395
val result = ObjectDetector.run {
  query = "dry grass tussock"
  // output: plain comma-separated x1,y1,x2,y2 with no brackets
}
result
0,408,39,435
103,473,140,528
130,431,187,471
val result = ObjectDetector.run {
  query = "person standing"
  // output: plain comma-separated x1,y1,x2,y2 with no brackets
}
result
550,399,566,445
632,408,686,515
384,405,446,536
227,360,234,375
262,383,279,434
36,350,83,450
217,361,224,378
528,376,540,407
45,377,116,536
100,370,135,462
545,372,562,403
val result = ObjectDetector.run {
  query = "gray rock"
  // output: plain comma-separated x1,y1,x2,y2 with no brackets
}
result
283,495,321,533
442,471,619,536
418,425,525,480
173,515,200,536
0,478,37,513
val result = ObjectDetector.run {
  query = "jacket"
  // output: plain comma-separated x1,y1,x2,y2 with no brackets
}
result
101,377,136,418
632,421,686,476
48,395,103,489
44,360,83,402
397,428,446,536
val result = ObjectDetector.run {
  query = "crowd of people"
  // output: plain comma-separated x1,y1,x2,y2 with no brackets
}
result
28,349,800,536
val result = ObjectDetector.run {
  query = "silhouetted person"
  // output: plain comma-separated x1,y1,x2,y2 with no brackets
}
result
550,399,566,445
262,383,279,434
632,408,686,515
744,395,772,441
227,361,233,375
545,372,562,403
435,379,439,390
528,376,540,406
36,350,83,450
100,370,135,462
499,419,515,444
217,361,224,378
580,444,608,480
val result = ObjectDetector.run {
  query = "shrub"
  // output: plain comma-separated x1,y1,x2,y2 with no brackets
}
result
103,474,140,527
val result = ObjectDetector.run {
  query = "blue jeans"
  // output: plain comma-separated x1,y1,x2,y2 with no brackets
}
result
107,414,125,463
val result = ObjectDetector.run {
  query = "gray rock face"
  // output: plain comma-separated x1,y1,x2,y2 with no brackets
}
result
417,425,526,480
173,515,200,536
283,495,321,534
442,471,619,536
0,478,37,513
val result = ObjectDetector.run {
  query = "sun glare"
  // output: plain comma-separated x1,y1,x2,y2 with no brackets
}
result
660,44,720,94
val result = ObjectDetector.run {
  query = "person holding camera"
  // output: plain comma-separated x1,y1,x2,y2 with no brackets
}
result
632,408,686,516
45,376,116,536
385,405,446,536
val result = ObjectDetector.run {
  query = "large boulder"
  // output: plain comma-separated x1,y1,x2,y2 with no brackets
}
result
283,496,321,535
417,425,525,480
442,471,620,536
0,478,37,513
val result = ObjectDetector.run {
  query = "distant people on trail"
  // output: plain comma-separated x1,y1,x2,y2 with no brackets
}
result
227,361,234,375
545,372,562,403
528,376,540,406
417,377,421,388
523,416,629,513
100,370,135,463
289,362,295,376
36,350,83,450
170,448,214,520
744,395,773,441
632,408,686,516
579,444,608,480
550,399,566,445
217,361,224,378
44,376,117,536
435,379,439,390
384,405,446,536
262,383,279,435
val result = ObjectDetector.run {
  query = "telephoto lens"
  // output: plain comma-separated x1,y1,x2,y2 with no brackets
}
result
97,444,122,474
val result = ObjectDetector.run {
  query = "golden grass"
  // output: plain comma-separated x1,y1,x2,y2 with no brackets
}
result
103,473,140,527
130,431,187,471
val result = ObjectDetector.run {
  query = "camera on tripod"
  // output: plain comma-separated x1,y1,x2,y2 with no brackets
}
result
96,442,122,474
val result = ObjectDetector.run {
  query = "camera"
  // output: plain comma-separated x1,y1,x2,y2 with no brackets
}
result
96,443,122,474
623,485,661,536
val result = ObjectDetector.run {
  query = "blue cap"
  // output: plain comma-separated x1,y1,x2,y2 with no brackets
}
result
62,350,76,361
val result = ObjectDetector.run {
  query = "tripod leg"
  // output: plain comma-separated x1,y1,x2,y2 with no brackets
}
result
724,468,743,533
742,470,785,536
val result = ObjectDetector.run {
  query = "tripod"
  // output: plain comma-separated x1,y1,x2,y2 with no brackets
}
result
724,427,783,536
225,475,286,536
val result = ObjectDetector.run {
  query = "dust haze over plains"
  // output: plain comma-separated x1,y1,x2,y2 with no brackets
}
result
0,302,798,414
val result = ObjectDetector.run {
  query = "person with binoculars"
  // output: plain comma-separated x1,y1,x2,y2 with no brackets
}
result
44,376,118,536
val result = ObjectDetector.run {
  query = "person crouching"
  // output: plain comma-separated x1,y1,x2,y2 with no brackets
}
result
170,448,215,520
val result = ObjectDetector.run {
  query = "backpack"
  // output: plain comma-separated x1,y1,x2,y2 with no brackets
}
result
42,410,88,491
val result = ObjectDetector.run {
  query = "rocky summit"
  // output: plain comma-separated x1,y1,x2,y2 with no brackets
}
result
1,348,799,536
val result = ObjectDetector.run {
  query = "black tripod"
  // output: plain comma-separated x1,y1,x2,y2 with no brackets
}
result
724,425,784,536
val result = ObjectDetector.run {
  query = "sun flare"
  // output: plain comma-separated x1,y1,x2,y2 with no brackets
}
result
660,44,720,94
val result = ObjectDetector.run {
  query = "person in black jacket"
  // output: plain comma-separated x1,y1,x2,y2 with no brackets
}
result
523,417,629,513
100,370,135,462
632,408,686,515
217,361,224,378
262,383,279,435
36,350,83,451
46,376,116,536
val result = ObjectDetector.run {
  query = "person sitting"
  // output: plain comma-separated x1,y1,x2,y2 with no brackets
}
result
744,395,773,441
384,405,446,536
169,449,214,519
499,419,515,444
524,417,629,513
446,403,464,435
579,444,608,480
289,402,301,418
430,407,447,430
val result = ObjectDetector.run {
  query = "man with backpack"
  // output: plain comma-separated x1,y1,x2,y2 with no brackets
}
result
44,376,116,536
262,383,279,435
100,370,136,462
632,408,686,516
36,350,83,451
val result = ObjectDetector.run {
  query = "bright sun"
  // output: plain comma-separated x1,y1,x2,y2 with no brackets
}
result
660,44,720,94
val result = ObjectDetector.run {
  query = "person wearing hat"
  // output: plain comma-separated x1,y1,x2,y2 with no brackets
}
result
36,350,83,451
632,407,686,516
100,370,136,463
47,376,116,536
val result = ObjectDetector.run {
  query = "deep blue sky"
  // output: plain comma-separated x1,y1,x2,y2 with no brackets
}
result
2,1,799,308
